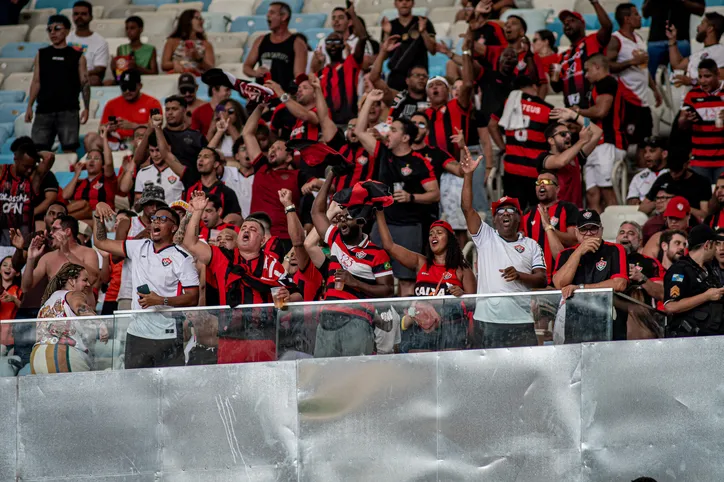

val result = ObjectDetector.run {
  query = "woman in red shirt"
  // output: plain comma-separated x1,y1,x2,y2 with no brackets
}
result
0,256,22,353
533,29,559,99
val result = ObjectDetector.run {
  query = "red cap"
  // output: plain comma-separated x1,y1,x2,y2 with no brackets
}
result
430,220,454,234
295,73,309,86
663,196,691,219
492,196,522,215
559,10,584,24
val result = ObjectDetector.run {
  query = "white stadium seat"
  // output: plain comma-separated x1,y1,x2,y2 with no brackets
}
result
366,26,382,41
418,0,457,7
214,48,243,65
0,59,35,77
141,74,181,101
357,0,395,15
207,32,249,50
92,20,127,39
78,0,130,11
449,21,468,39
106,5,157,20
14,115,32,138
435,22,451,36
79,119,100,136
135,13,176,38
427,7,459,25
1,72,33,94
208,0,254,18
303,0,344,14
0,74,4,90
357,13,380,28
53,153,79,173
600,206,650,242
0,25,29,50
18,9,55,31
59,6,104,20
27,25,49,44
218,62,250,81
157,2,205,19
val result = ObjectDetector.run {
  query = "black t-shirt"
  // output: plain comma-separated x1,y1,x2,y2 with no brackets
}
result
645,170,711,210
592,75,620,145
163,128,207,173
478,70,515,121
180,171,241,216
377,145,437,225
387,16,436,91
646,0,705,42
414,145,455,182
389,89,428,120
554,242,628,286
627,251,665,307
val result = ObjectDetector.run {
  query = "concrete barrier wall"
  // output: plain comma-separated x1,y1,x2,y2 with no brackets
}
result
1,337,719,481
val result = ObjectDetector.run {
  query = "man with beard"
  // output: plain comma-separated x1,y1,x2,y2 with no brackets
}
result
22,215,100,299
243,102,301,254
461,150,546,348
522,170,578,283
617,221,664,305
101,70,161,147
707,174,724,229
162,96,207,174
536,111,602,208
410,112,462,181
552,2,613,109
183,191,301,363
627,136,669,204
369,35,429,121
267,75,321,141
310,174,394,358
67,1,108,86
643,196,693,259
553,209,629,340
668,13,724,89
198,194,240,243
357,90,440,297
178,73,205,118
659,229,688,271
94,201,199,368
179,148,241,225
664,225,724,337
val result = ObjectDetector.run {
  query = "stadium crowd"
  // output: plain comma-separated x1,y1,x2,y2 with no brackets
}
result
2,0,724,373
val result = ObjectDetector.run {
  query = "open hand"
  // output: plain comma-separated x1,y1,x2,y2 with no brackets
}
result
460,146,482,174
94,202,116,223
28,235,45,260
189,190,208,212
9,228,24,251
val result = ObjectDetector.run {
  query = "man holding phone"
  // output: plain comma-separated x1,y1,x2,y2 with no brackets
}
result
100,69,162,147
92,200,199,369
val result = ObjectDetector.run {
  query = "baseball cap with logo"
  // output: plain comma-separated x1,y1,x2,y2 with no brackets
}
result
577,209,602,228
558,10,584,24
178,73,196,90
663,196,691,219
120,69,141,91
492,196,522,215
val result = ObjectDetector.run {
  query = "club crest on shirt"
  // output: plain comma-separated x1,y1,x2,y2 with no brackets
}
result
355,251,366,259
443,272,452,280
401,165,412,176
162,258,172,267
168,176,178,184
92,182,103,190
641,171,650,179
357,156,368,166
550,216,559,227
596,259,607,271
514,244,525,253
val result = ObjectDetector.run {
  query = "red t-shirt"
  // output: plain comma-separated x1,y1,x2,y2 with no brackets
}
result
536,151,585,208
0,285,21,345
534,52,559,86
101,93,162,139
250,154,300,239
190,102,213,138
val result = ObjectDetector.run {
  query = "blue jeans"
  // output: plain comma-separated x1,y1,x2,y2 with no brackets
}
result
691,165,724,184
648,40,691,79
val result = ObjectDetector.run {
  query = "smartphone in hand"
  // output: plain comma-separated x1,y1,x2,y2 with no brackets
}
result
137,284,151,295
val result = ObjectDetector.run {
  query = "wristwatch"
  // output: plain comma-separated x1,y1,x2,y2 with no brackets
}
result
280,93,290,103
578,284,585,290
409,193,415,203
285,205,296,214
163,297,168,306
545,225,554,232
462,50,472,56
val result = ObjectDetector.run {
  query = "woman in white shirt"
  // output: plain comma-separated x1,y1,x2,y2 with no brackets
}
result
207,99,246,162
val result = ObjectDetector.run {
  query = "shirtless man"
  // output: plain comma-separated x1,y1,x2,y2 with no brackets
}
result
22,215,100,299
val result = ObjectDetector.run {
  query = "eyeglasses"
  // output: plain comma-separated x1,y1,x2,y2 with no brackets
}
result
554,130,571,138
535,179,557,186
226,108,235,114
495,207,518,215
46,25,65,33
180,87,195,95
150,215,174,224
409,72,429,79
578,226,600,235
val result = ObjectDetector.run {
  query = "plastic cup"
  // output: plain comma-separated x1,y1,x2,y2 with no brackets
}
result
550,63,561,82
334,279,345,291
270,287,285,309
393,182,404,192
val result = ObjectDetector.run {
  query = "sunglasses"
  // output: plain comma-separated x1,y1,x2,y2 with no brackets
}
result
325,39,343,45
535,179,557,186
226,108,235,114
554,130,571,138
46,25,65,32
578,226,600,235
416,123,426,129
496,207,518,215
150,215,174,224
120,84,138,92
180,86,195,94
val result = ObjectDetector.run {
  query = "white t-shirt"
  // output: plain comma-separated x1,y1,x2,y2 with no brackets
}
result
135,164,184,206
612,31,650,106
124,239,199,340
688,43,724,81
221,166,254,218
626,168,669,201
472,221,545,324
118,217,148,301
67,31,109,70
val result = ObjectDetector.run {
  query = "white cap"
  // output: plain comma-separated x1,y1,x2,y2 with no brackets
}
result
426,76,450,90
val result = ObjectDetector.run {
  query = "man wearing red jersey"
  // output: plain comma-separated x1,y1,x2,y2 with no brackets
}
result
679,58,724,183
267,75,320,142
552,2,613,109
197,194,240,243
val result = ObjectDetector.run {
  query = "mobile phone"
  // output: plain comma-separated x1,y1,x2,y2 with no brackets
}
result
137,284,150,295
346,0,352,8
150,108,160,116
108,115,117,123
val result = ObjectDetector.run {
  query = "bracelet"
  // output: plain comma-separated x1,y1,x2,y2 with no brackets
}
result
574,113,580,122
545,225,554,232
669,42,677,47
284,205,296,214
410,193,415,203
462,50,472,56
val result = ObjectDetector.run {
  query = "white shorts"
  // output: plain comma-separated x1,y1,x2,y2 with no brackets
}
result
584,143,626,189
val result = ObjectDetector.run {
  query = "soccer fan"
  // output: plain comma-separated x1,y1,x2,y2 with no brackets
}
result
26,14,89,153
310,176,394,357
163,96,208,173
197,194,240,243
576,54,627,213
522,170,579,283
243,2,307,90
668,13,724,89
229,138,255,218
706,174,724,229
643,0,704,78
382,0,437,92
659,229,688,271
62,127,117,221
177,73,204,116
711,230,724,285
133,120,184,206
607,3,663,148
617,221,664,306
410,113,462,181
267,75,321,141
93,201,199,368
552,1,613,109
641,150,711,220
532,29,558,98
356,90,440,297
110,16,158,81
489,75,553,209
101,69,162,146
627,136,669,205
537,110,602,208
67,1,109,86
679,59,724,183
461,149,546,348
190,81,231,136
243,103,301,254
642,196,692,259
160,9,215,76
553,209,628,340
183,191,301,363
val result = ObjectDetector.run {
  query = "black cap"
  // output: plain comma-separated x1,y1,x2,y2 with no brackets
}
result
688,224,724,249
641,136,668,150
178,72,196,88
577,209,601,228
120,69,141,89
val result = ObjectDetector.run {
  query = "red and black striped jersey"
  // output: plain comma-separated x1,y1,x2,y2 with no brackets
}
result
72,173,118,210
199,222,240,242
592,75,627,150
263,236,286,261
320,55,361,125
425,98,470,155
683,85,724,167
0,166,37,235
290,106,321,141
183,180,241,216
293,260,325,301
559,33,605,109
414,144,455,182
327,129,379,191
492,93,553,178
415,262,463,297
522,200,579,281
322,225,393,324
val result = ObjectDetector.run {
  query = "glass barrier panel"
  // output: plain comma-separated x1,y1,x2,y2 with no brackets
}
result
614,292,667,339
112,306,231,370
0,315,115,376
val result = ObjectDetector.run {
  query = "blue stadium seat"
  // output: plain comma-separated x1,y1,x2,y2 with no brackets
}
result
132,0,176,6
304,28,334,43
0,138,15,155
197,0,212,11
607,13,619,31
203,12,232,33
582,14,599,30
289,13,327,31
0,122,14,139
54,172,75,188
33,0,74,11
0,91,24,103
229,16,269,33
546,19,563,47
0,155,13,165
0,104,26,124
428,53,448,78
0,42,48,59
255,0,303,14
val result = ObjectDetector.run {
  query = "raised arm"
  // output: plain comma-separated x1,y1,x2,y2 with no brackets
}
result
458,29,474,110
355,90,384,155
305,200,341,269
460,146,483,235
417,17,437,55
153,115,186,177
31,150,55,195
593,0,613,47
311,175,334,240
62,160,85,200
666,23,688,71
308,73,337,143
348,4,368,66
92,202,126,258
118,155,135,194
132,120,152,167
183,191,213,265
279,188,309,270
369,36,400,105
100,126,115,178
374,209,424,270
242,103,266,162
266,80,320,124
21,235,47,294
